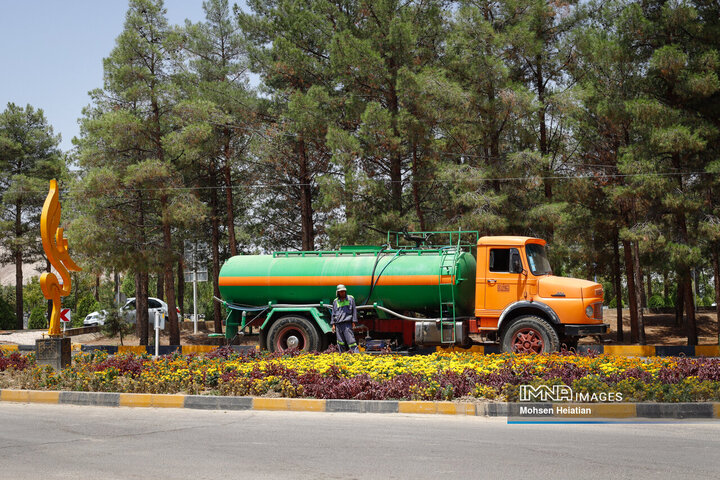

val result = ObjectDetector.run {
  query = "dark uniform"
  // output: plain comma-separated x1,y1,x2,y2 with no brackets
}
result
331,293,359,353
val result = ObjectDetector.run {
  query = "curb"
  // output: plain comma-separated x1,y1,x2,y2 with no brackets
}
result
0,389,718,419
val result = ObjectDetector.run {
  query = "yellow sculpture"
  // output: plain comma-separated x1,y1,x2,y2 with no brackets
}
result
40,179,81,337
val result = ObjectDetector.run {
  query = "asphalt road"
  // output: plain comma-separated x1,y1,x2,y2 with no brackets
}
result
0,403,718,479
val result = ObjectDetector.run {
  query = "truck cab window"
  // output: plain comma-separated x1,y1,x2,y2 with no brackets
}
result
489,249,510,272
490,248,522,273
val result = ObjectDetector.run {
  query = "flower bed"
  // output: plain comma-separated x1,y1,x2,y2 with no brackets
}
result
1,347,720,402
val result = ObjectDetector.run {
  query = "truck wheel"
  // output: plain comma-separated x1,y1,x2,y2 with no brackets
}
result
266,315,321,353
501,316,560,354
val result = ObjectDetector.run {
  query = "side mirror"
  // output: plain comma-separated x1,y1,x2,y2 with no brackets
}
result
510,252,524,274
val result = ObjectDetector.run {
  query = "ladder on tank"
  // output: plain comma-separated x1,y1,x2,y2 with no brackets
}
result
438,246,460,344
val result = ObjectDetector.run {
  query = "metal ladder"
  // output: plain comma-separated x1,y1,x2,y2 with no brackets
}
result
438,247,459,343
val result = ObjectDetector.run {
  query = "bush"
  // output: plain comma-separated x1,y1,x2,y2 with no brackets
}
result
28,305,47,329
76,296,101,326
648,294,666,308
101,309,133,345
0,296,15,330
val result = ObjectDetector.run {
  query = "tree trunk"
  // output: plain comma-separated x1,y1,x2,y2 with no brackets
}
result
177,251,185,321
160,196,180,346
411,141,425,230
156,273,164,301
663,271,669,301
676,208,697,344
684,272,698,345
622,240,639,343
136,272,149,346
114,271,119,306
46,259,52,326
613,231,624,342
297,137,314,250
95,274,100,302
632,241,646,344
676,280,684,327
210,166,223,334
223,134,238,256
712,246,720,343
14,201,23,330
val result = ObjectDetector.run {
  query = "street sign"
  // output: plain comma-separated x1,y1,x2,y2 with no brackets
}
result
184,271,208,283
60,308,71,323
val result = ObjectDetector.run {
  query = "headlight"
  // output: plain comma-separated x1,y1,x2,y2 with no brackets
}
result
585,306,594,318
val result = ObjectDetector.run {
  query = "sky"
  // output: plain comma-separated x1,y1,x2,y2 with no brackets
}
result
0,0,246,152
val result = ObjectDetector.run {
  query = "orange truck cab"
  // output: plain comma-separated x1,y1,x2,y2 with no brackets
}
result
470,236,608,353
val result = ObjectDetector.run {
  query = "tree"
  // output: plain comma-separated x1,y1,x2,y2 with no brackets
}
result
72,0,204,345
169,0,255,330
0,103,64,329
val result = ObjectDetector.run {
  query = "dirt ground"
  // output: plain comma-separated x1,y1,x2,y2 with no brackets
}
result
579,310,719,345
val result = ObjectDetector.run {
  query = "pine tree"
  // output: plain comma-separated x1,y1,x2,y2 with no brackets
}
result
0,103,65,329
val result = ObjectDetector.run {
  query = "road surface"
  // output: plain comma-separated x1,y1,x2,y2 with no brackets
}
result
0,403,718,479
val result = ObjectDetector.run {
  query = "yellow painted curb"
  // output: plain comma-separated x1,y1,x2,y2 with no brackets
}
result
695,345,720,357
398,401,475,415
1,390,30,402
119,393,185,408
552,403,637,418
118,346,146,354
253,398,326,412
28,391,61,404
182,345,217,355
604,345,656,357
0,344,19,352
714,404,720,419
0,390,59,404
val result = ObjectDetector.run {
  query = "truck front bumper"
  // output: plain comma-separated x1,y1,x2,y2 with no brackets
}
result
562,323,609,336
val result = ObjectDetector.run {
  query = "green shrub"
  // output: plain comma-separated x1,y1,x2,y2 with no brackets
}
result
28,305,48,329
648,294,665,308
76,296,101,326
0,296,15,330
101,309,133,345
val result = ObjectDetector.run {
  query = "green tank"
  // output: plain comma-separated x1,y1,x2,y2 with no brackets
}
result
218,247,476,315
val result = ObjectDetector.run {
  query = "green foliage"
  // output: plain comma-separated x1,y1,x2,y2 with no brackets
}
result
101,309,133,345
76,296,101,325
0,296,15,330
648,294,666,309
28,305,47,330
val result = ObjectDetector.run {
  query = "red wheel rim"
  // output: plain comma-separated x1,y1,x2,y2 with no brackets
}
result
512,328,544,354
275,325,307,351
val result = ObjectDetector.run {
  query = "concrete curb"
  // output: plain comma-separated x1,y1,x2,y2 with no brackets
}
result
0,389,718,419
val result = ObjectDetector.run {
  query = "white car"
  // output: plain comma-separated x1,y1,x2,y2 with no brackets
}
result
121,297,175,323
83,297,179,326
83,310,108,326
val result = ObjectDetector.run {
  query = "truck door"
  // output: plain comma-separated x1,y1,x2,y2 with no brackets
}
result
482,247,525,317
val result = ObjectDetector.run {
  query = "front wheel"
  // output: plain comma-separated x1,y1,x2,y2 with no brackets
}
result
501,316,560,354
266,315,322,353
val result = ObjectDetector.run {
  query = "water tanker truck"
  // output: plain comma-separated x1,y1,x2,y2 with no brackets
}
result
218,231,608,353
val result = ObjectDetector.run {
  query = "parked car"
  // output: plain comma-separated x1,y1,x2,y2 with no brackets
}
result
83,297,180,326
83,310,108,326
121,297,176,324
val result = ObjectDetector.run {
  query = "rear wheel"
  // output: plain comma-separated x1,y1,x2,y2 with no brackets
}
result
266,315,321,353
501,316,560,354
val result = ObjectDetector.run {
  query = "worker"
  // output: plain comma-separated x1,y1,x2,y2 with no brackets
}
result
331,284,359,353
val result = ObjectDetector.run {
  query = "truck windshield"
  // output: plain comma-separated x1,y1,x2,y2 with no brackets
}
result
526,243,552,275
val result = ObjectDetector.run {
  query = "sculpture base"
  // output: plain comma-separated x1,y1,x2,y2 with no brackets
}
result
35,337,71,370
